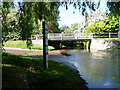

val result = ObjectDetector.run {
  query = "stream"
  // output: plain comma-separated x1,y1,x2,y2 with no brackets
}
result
48,49,120,88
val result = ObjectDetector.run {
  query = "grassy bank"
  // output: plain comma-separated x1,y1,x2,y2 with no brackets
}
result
93,38,119,41
3,40,54,50
107,45,120,50
2,53,87,89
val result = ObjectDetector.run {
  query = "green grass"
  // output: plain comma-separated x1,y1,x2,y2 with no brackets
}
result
2,53,87,89
107,45,120,50
93,38,119,41
3,40,54,50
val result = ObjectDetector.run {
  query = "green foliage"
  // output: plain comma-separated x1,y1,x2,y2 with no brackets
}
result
112,45,120,50
2,2,14,42
2,1,117,48
61,2,96,15
93,38,118,41
60,23,79,33
2,2,60,48
62,28,72,33
85,15,119,33
107,45,120,50
48,21,60,33
4,40,54,50
104,16,119,32
60,25,69,33
2,53,87,88
71,23,79,32
107,2,120,16
85,23,107,33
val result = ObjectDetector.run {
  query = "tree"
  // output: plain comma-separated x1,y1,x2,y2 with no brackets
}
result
48,21,60,33
62,28,71,33
70,23,79,32
107,2,120,17
2,2,60,48
104,15,119,32
2,1,115,47
106,1,120,40
85,23,107,33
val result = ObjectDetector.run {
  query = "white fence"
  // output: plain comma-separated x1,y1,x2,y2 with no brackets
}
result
32,32,118,40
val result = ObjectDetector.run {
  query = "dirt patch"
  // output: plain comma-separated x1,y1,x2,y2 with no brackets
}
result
3,48,61,57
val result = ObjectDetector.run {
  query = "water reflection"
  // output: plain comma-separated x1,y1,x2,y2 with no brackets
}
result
67,49,119,88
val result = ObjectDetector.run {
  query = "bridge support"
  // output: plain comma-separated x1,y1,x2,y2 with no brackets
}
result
86,40,91,49
71,41,74,47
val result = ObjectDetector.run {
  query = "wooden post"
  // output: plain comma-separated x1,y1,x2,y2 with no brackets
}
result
119,16,120,41
0,9,2,90
43,21,48,70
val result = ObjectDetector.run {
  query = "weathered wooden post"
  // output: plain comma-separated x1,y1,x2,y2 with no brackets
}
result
43,21,48,70
118,16,120,41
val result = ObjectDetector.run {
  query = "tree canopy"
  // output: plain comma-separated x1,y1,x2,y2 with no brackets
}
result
1,1,119,47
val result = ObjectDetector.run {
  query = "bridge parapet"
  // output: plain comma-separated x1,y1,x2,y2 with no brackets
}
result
48,33,93,40
31,32,118,40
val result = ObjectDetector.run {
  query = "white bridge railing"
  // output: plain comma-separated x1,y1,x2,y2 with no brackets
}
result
32,32,118,40
48,33,93,40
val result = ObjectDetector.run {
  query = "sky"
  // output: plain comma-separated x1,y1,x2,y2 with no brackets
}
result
58,0,108,28
13,0,108,28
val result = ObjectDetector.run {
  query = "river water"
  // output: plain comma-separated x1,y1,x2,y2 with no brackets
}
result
49,49,120,88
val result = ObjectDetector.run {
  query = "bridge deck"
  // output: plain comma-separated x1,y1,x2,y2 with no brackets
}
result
48,39,91,42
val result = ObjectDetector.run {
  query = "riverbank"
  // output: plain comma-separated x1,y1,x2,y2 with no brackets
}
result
90,39,120,50
2,47,88,89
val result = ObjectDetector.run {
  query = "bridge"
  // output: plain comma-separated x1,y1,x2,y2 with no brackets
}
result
48,33,93,40
32,32,118,49
47,33,93,49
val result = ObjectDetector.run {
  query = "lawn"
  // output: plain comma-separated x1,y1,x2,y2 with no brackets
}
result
93,38,119,41
3,40,54,50
2,53,87,89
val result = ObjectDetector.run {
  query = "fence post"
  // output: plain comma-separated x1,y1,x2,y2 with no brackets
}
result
48,34,49,40
89,33,91,38
91,33,93,38
109,32,111,38
61,33,63,40
36,35,38,40
75,34,77,39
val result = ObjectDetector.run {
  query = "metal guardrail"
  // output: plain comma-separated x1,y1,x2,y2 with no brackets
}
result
32,32,118,40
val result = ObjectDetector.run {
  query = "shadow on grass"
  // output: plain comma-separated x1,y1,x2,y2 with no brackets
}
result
2,53,88,89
